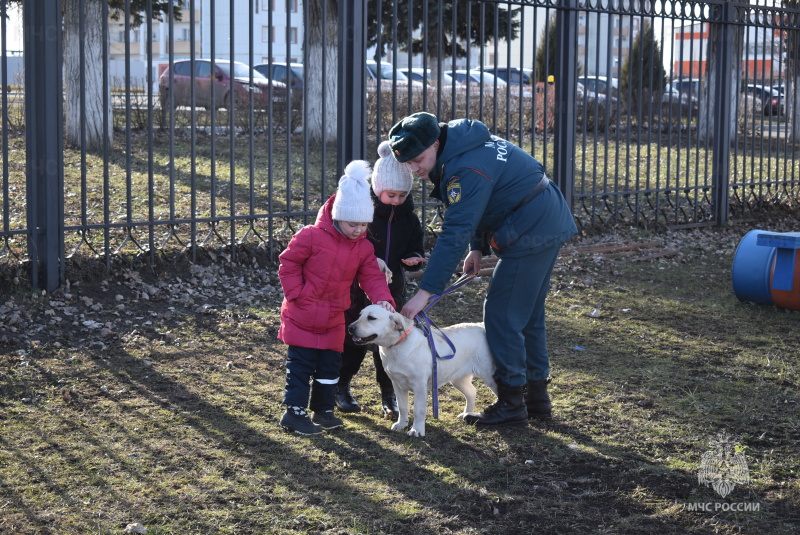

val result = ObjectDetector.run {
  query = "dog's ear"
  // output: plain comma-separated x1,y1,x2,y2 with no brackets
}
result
392,315,406,332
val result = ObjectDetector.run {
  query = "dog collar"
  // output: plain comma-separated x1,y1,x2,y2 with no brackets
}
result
394,326,415,345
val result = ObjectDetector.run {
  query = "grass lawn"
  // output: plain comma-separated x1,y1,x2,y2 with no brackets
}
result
1,214,799,534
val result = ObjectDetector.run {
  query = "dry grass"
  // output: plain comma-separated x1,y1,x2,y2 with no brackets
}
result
1,217,799,534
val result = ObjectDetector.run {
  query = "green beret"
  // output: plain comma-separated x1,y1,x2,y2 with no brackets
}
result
388,112,441,162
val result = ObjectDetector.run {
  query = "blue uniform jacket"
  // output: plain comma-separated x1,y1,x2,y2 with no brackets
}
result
420,119,577,295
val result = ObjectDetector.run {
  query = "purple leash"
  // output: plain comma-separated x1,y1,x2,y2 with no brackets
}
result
414,271,476,419
384,206,393,263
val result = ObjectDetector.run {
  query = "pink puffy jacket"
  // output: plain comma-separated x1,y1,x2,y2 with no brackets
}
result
277,195,395,351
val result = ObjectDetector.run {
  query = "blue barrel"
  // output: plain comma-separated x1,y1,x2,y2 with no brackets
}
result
731,229,776,305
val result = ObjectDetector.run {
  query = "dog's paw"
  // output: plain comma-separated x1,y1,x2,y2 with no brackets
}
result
407,428,424,438
390,422,407,432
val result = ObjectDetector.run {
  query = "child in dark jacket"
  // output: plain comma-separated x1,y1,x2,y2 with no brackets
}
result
336,141,426,419
277,160,395,435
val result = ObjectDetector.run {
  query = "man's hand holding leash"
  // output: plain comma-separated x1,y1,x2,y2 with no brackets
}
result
401,289,432,319
463,250,482,277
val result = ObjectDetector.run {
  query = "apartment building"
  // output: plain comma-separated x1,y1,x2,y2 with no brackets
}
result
671,21,782,82
577,11,640,79
199,0,303,65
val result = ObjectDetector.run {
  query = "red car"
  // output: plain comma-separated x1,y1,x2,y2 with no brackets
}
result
159,59,286,111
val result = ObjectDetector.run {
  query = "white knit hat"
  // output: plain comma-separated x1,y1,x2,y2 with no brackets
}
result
372,140,413,196
332,160,374,223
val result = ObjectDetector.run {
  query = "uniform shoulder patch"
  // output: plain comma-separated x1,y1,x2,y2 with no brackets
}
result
446,179,461,204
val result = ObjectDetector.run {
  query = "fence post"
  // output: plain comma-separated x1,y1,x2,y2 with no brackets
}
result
24,2,64,292
337,0,367,172
553,0,578,209
711,2,736,226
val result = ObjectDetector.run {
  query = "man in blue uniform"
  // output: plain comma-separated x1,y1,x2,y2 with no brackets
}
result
389,112,577,427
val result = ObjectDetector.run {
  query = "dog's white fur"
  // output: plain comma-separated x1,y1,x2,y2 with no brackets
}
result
348,304,497,437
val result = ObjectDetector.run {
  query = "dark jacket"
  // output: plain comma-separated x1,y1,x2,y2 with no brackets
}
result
367,191,425,299
343,192,425,347
421,119,577,295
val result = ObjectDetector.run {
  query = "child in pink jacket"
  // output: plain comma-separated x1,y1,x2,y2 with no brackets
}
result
277,160,395,435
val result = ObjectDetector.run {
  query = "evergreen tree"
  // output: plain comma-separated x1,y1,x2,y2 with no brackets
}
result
534,13,582,84
534,14,557,83
620,20,667,119
367,1,520,62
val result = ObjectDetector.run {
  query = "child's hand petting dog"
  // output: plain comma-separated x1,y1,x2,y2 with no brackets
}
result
376,300,395,312
401,257,426,266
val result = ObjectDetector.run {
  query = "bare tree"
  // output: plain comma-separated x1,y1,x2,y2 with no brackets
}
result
22,0,180,150
783,2,800,142
698,12,745,143
305,0,338,143
63,0,111,150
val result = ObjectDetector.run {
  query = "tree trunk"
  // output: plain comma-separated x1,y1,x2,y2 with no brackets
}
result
63,0,112,150
698,23,743,143
305,0,338,143
786,20,800,143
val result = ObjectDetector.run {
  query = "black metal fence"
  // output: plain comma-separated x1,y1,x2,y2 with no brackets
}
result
3,0,800,291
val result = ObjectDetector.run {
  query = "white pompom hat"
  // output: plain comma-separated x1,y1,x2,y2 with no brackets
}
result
372,140,413,196
332,160,374,223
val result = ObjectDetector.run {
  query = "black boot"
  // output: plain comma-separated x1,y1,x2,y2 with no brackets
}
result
464,381,527,427
381,389,399,420
335,382,361,413
525,379,552,420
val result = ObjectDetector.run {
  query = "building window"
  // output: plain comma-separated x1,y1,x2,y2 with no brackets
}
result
262,26,270,43
270,0,297,11
262,0,269,10
289,27,298,44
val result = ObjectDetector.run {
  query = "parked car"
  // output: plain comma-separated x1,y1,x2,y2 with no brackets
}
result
670,78,702,99
159,59,286,111
744,84,784,116
254,62,304,91
578,75,620,102
661,80,699,114
488,66,533,86
398,67,460,89
365,60,423,91
575,82,610,108
445,69,508,89
485,66,534,97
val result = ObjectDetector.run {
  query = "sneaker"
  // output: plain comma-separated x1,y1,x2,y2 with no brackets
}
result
311,410,344,430
280,406,323,435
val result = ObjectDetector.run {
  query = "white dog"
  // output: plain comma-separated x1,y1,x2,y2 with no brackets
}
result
348,304,497,437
